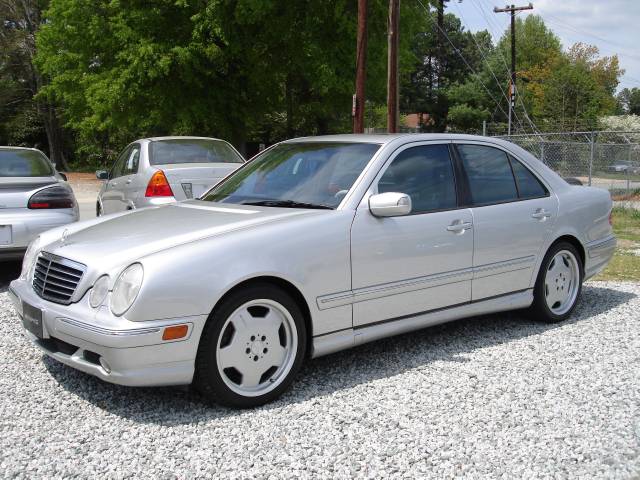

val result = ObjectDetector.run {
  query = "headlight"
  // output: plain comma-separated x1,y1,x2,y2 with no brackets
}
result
21,236,41,281
110,263,143,316
89,275,110,308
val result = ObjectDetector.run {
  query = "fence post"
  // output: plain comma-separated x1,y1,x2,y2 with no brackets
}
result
628,143,633,195
588,132,595,187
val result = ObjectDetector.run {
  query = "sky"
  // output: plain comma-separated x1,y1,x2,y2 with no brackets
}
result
449,0,640,92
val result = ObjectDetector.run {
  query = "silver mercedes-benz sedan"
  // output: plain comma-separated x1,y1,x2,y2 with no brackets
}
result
0,147,79,261
95,136,244,215
9,134,616,407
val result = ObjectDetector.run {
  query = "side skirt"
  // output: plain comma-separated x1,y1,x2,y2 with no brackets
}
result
311,289,533,358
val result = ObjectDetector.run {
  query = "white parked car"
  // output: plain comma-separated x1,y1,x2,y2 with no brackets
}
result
10,134,615,407
95,136,244,215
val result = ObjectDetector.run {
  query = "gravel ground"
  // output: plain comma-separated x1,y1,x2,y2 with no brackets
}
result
0,282,639,479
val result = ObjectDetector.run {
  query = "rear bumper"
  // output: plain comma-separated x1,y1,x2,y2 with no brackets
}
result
8,278,207,387
0,207,78,252
584,235,617,280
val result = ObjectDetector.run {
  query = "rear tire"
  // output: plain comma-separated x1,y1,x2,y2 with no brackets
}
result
194,284,307,408
529,241,583,323
96,202,102,217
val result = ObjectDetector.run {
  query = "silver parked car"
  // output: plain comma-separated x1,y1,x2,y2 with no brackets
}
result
95,136,244,215
9,134,616,407
0,147,78,261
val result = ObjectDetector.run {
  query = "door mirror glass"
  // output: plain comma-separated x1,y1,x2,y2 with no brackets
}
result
369,192,412,217
96,170,109,180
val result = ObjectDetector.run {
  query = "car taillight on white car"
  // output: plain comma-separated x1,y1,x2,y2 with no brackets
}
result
28,185,75,209
145,170,174,197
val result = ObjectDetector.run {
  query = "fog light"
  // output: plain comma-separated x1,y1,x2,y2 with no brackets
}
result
99,357,111,374
162,325,189,341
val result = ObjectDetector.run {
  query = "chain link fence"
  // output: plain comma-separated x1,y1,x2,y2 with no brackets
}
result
495,131,640,198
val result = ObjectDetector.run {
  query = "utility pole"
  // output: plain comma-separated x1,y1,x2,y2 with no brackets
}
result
353,0,368,133
387,0,400,133
493,3,533,135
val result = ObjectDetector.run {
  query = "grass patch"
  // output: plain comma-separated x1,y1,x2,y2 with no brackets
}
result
593,207,640,281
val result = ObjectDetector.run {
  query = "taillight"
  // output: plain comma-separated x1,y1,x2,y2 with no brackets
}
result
145,170,174,197
28,185,75,209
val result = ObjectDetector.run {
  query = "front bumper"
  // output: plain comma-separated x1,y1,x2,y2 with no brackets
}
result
8,278,207,387
0,208,78,260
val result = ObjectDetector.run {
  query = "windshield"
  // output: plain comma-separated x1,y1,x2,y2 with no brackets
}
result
0,149,54,177
201,142,380,209
149,139,243,166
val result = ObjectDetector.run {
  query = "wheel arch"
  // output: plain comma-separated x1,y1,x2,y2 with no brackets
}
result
549,234,586,268
206,275,314,357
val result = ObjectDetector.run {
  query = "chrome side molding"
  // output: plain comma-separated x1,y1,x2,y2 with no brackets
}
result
312,289,533,358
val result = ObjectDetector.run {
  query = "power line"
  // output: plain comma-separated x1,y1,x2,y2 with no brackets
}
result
451,0,535,134
493,3,534,135
415,0,512,125
468,0,539,134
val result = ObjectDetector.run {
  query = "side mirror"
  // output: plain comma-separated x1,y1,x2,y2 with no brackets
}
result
369,192,412,217
96,170,109,180
58,172,68,181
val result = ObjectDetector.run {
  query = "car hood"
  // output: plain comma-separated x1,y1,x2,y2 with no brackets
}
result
43,200,313,269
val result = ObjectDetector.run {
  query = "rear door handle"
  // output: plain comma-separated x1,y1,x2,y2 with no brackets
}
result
532,209,551,220
447,221,473,233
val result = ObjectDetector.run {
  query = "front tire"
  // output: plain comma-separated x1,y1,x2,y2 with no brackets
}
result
529,242,583,323
194,284,307,408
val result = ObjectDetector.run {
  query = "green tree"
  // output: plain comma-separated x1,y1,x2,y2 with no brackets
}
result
0,0,69,168
617,88,640,115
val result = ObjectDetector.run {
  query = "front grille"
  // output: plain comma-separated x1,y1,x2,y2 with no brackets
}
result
32,253,85,305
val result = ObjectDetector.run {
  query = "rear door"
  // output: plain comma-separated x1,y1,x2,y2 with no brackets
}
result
453,142,558,300
120,143,141,208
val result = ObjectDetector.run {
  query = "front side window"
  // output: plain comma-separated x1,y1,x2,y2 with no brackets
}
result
149,139,243,166
457,145,518,206
202,142,380,209
378,144,457,214
0,149,53,177
510,156,547,199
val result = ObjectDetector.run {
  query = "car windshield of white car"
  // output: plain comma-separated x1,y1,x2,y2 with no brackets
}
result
201,142,381,209
149,139,244,165
0,149,54,177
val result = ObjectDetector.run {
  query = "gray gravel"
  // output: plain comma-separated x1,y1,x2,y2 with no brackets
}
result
1,282,639,479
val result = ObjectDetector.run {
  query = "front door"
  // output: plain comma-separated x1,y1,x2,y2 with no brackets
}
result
350,143,474,327
101,146,130,214
453,143,558,300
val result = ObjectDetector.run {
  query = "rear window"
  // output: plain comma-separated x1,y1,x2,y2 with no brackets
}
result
0,149,53,177
149,139,243,166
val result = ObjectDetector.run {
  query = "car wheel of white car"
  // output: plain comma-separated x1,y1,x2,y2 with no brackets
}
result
530,241,583,323
194,283,307,408
96,202,102,217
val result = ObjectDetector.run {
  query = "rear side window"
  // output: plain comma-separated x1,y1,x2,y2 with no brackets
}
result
510,157,547,199
457,145,518,206
124,145,140,175
378,144,457,214
0,149,53,177
150,139,243,166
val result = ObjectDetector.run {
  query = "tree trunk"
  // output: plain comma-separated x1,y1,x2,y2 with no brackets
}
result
39,101,69,171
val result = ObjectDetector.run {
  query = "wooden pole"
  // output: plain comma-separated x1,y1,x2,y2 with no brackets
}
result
353,0,368,133
387,0,400,133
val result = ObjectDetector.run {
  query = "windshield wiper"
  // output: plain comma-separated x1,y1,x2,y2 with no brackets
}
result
241,199,333,210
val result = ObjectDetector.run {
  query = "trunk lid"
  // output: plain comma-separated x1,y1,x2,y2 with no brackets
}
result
158,163,242,200
0,177,58,209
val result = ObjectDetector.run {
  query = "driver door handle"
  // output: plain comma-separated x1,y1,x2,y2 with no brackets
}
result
447,221,473,233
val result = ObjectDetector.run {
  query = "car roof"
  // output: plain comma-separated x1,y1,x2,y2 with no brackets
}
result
283,133,503,145
142,136,228,143
0,146,42,151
